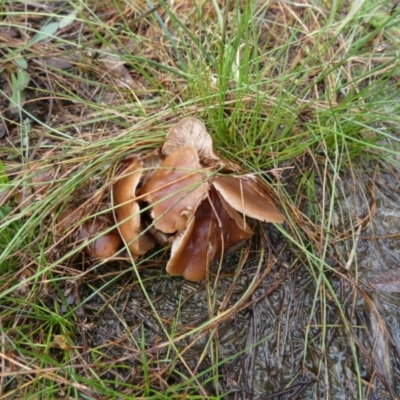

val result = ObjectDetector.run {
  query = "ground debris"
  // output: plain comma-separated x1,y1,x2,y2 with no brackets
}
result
369,270,400,293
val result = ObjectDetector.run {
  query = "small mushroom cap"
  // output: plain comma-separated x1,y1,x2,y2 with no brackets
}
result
138,146,209,234
57,209,122,259
90,232,122,258
78,219,122,259
113,159,154,255
212,175,284,223
162,118,220,164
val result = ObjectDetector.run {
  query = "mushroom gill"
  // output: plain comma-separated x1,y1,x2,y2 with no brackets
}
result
163,118,244,172
138,145,209,234
162,118,220,164
113,158,154,255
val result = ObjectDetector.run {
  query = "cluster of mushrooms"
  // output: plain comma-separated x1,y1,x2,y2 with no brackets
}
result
60,118,284,281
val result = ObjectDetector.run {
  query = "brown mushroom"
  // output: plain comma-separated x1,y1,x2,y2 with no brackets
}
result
57,209,122,259
113,159,154,255
54,118,285,280
166,187,253,281
212,175,284,223
138,146,209,234
77,218,122,259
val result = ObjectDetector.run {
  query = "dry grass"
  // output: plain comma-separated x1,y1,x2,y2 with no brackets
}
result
1,0,400,398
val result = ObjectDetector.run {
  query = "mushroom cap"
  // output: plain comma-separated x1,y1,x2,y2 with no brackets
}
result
166,187,253,281
78,219,122,259
212,175,284,223
162,118,220,164
113,159,154,255
57,209,122,259
90,231,122,258
138,146,209,234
